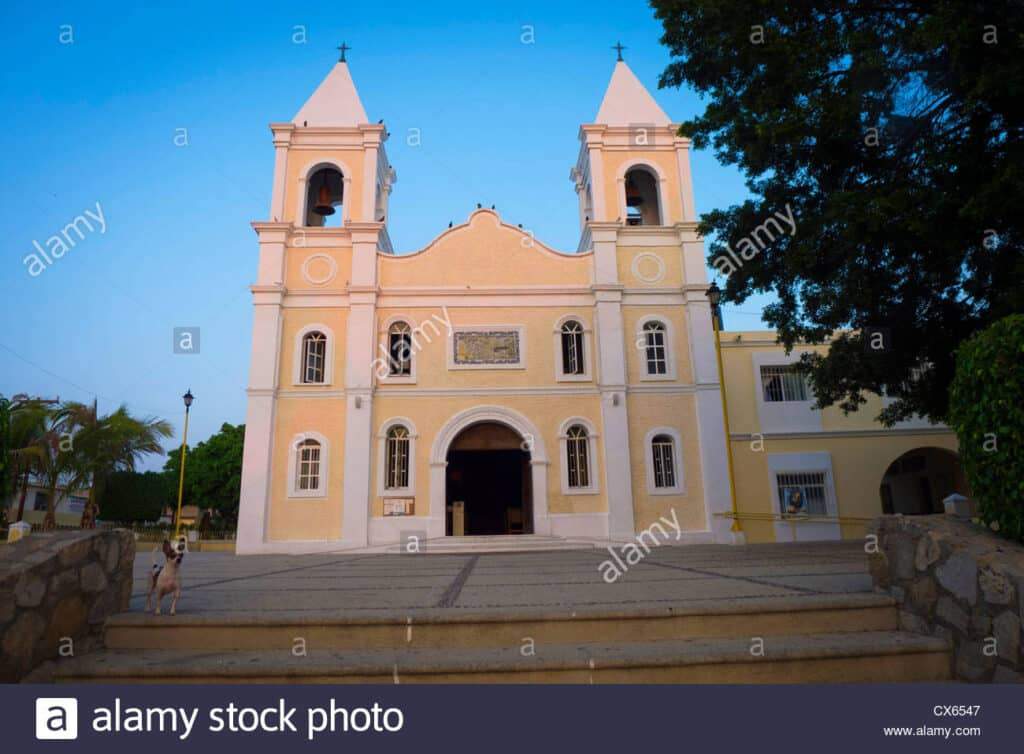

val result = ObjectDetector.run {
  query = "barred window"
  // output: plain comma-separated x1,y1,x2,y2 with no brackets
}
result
760,365,808,402
643,321,668,375
651,434,676,489
385,426,410,489
302,331,327,384
776,471,828,516
388,322,412,376
296,439,322,491
566,425,590,489
561,320,585,375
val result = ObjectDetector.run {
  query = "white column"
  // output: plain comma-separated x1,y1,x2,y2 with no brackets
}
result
340,229,380,546
237,283,284,554
592,226,635,540
269,126,293,221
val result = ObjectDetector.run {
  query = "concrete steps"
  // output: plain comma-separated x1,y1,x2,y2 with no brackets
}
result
361,535,603,555
53,593,953,683
54,631,950,684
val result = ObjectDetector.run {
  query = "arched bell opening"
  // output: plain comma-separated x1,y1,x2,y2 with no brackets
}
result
305,167,344,227
624,166,662,226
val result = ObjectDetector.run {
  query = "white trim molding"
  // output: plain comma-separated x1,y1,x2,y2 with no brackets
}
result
553,314,594,382
376,417,418,498
557,417,600,495
291,323,336,386
637,315,677,381
286,431,330,499
644,426,686,496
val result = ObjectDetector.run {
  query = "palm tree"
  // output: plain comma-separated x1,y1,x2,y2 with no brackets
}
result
60,401,172,527
4,397,52,523
33,413,87,530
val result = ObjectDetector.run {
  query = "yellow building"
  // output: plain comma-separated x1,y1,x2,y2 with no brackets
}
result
236,54,964,553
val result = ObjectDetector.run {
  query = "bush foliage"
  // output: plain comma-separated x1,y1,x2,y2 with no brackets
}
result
948,315,1024,541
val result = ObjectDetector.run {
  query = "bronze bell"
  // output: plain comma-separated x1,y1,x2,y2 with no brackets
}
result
313,181,335,216
625,178,644,207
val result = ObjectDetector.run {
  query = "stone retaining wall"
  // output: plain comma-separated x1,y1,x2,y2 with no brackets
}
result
0,529,134,682
868,515,1024,682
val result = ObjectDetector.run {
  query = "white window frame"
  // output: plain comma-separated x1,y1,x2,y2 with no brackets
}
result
767,451,841,542
558,417,599,495
377,418,417,498
292,323,335,386
377,316,425,385
637,316,677,381
553,315,592,382
644,427,685,495
287,431,329,498
751,351,821,433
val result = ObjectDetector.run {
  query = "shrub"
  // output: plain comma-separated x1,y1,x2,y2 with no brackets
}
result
948,314,1024,541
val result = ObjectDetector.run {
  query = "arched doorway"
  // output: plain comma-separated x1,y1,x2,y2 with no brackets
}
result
879,447,970,515
445,422,533,536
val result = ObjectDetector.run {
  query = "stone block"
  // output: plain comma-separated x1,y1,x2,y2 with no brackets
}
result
890,535,916,581
104,537,122,573
14,572,46,607
992,665,1024,683
937,596,969,633
57,537,93,567
80,562,108,593
970,610,992,638
868,551,890,588
0,611,45,682
915,531,943,571
42,595,87,654
993,611,1021,664
908,576,937,614
936,553,978,605
979,567,1014,605
48,569,78,599
955,640,995,682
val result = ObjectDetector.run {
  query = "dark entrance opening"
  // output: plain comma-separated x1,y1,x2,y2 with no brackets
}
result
879,447,970,515
445,422,533,535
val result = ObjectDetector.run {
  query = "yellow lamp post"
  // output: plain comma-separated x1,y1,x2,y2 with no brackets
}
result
705,283,742,536
173,389,194,540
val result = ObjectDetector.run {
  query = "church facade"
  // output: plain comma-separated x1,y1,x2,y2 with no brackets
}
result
235,56,963,554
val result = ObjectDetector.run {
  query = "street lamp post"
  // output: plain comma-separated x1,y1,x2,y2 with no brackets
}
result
173,389,194,540
705,283,742,538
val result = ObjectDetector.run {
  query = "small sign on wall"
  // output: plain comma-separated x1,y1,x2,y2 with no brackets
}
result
384,498,414,516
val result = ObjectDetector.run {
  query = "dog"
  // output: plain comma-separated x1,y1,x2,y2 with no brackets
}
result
147,538,185,615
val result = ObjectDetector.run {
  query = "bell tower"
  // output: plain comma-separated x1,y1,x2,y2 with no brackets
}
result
238,48,396,552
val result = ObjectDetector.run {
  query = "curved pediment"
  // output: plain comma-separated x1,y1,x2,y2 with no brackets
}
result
378,209,592,289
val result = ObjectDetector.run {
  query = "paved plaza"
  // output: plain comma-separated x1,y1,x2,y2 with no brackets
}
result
132,541,873,618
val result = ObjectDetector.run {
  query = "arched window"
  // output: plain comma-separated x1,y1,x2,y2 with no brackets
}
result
643,321,668,376
388,322,413,376
305,167,344,227
296,439,322,492
560,320,585,376
301,331,327,384
624,166,662,226
651,434,676,489
385,426,410,490
565,425,591,489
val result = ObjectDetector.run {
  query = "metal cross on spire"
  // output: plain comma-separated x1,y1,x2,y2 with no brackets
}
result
612,41,626,61
337,42,351,62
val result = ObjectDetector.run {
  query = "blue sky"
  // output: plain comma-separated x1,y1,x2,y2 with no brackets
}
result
0,0,768,468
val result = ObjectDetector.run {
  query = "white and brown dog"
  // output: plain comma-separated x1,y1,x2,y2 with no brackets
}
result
147,538,185,615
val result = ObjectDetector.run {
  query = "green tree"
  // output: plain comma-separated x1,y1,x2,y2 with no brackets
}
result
3,397,51,522
99,470,175,522
164,423,245,524
948,314,1024,541
60,401,173,526
653,1,1024,424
